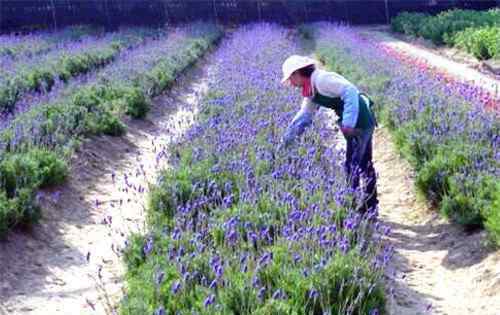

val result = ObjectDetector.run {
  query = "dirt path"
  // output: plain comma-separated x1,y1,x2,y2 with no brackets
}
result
0,59,210,315
374,128,500,315
356,27,499,102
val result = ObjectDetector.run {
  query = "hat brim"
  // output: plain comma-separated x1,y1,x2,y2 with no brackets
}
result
280,60,315,84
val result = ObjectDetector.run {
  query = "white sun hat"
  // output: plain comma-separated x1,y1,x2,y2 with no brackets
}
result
281,55,317,84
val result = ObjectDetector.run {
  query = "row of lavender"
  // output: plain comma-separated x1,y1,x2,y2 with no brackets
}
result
0,25,101,59
121,24,389,315
303,24,499,244
0,26,160,113
0,23,222,238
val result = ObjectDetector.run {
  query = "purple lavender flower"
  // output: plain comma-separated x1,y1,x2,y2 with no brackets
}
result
203,294,215,308
171,280,181,294
143,237,154,256
154,306,165,315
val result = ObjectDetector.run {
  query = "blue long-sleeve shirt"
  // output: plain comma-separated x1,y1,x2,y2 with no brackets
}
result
283,69,360,145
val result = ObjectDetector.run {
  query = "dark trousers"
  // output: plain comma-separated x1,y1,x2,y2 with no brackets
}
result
345,129,378,212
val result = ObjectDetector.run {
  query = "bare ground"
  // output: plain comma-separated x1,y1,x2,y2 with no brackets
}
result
374,128,500,315
0,60,210,315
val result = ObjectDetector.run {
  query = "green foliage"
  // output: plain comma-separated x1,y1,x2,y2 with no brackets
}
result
0,43,121,112
0,148,68,196
123,86,150,119
0,149,67,238
484,182,500,246
12,187,40,227
440,174,497,227
391,12,430,36
0,79,21,112
26,68,55,92
0,191,16,238
71,84,126,136
391,9,500,59
121,235,385,315
58,47,118,82
452,26,500,59
123,233,148,272
414,143,493,226
148,149,239,227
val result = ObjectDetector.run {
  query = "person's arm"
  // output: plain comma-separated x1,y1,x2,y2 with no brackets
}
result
316,73,360,136
339,85,360,136
282,98,318,146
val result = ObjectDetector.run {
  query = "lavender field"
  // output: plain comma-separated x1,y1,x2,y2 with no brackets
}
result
0,23,222,237
1,16,499,315
121,24,389,315
303,23,499,244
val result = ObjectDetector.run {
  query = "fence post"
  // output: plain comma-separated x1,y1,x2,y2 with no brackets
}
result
104,0,112,30
257,0,262,21
162,0,170,25
384,0,390,24
342,0,348,21
303,0,309,22
0,0,3,32
212,0,218,24
50,0,58,30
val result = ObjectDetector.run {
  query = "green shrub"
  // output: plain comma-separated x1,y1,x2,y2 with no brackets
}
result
440,174,499,228
0,79,21,112
0,149,68,197
392,9,500,49
123,87,150,119
0,187,41,239
414,141,493,227
391,12,430,37
0,191,16,238
72,84,127,136
484,181,500,245
12,187,41,226
0,149,67,237
121,238,385,315
97,112,127,136
453,26,500,59
25,68,55,92
58,48,117,82
123,232,147,272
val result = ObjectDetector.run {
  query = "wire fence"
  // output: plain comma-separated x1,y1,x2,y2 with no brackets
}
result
1,0,498,33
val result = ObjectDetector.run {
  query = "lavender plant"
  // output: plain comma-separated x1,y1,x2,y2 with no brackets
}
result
305,24,499,242
0,23,222,238
0,25,101,59
121,24,389,315
0,27,160,112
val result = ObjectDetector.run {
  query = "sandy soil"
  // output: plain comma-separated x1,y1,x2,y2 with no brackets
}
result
374,128,500,315
0,60,210,315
